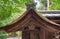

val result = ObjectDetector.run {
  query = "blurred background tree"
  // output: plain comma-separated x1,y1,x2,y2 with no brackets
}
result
49,0,60,10
0,30,8,39
0,0,34,27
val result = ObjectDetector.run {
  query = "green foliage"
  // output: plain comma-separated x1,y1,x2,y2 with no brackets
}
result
0,0,26,20
0,30,8,39
0,0,35,27
0,0,34,27
49,0,60,10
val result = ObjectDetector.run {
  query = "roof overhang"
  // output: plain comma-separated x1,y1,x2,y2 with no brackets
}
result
0,8,60,33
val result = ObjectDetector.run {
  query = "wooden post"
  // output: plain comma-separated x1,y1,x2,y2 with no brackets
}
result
30,30,35,39
22,31,30,39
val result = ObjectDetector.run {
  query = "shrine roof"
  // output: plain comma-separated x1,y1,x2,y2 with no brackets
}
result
0,8,60,33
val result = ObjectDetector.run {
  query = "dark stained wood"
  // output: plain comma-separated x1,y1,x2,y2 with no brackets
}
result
0,8,60,39
47,17,60,24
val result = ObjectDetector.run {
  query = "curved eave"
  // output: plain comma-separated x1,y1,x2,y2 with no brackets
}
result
0,8,60,33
